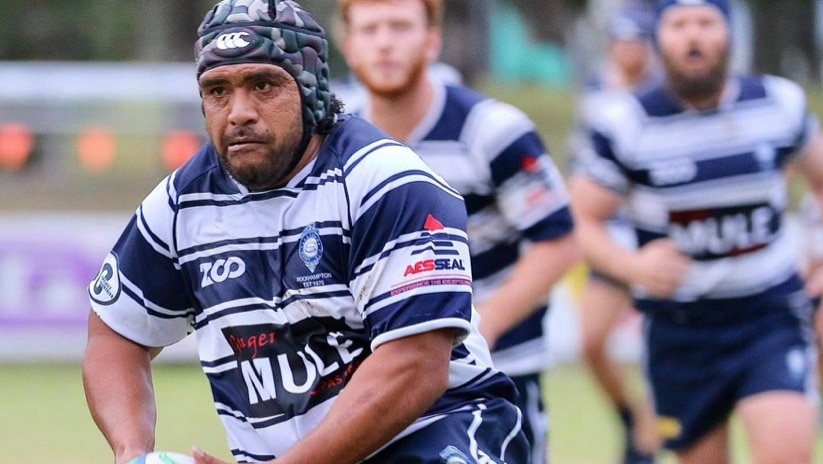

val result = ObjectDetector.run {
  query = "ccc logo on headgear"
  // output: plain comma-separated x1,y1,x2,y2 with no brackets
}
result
216,32,251,50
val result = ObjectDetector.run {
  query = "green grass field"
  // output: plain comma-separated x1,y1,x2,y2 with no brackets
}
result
2,362,821,463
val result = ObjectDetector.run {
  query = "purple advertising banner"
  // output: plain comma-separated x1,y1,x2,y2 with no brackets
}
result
0,213,199,361
0,213,128,328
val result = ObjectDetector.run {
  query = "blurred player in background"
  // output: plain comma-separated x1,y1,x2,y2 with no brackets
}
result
569,0,823,463
336,0,580,461
82,1,532,463
567,4,661,464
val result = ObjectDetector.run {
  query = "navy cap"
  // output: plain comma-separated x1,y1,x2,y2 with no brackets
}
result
656,0,731,26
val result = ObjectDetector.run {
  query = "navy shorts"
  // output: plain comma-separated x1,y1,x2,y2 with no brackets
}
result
644,291,818,450
364,397,531,463
510,373,548,464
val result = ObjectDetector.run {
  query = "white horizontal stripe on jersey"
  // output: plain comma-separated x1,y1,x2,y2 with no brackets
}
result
415,140,494,196
462,99,537,164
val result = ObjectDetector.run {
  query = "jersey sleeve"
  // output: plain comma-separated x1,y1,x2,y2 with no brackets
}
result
571,91,636,195
88,176,195,347
342,142,474,350
766,75,821,164
466,99,574,241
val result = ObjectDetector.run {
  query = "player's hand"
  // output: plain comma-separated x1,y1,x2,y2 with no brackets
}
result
191,447,232,464
631,239,691,298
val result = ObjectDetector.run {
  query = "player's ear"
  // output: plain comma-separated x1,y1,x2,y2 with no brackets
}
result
425,25,442,63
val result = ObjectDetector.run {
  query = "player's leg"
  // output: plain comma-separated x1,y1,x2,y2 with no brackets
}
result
733,307,819,464
510,373,548,463
579,274,632,406
733,288,818,464
645,312,736,464
737,391,817,464
673,423,731,464
815,306,823,416
579,274,656,462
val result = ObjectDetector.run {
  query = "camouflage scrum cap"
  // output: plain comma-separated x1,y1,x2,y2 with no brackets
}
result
195,0,332,132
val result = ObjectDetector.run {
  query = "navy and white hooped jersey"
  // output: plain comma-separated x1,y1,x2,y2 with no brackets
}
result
577,74,819,307
88,116,516,462
358,82,575,376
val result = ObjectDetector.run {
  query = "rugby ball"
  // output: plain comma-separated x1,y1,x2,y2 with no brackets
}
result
126,451,195,464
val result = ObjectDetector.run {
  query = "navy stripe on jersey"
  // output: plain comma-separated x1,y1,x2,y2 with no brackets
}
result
364,292,473,340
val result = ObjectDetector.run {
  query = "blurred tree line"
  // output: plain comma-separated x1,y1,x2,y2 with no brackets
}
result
0,0,819,84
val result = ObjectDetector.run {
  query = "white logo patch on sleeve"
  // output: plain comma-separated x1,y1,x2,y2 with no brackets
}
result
89,252,121,305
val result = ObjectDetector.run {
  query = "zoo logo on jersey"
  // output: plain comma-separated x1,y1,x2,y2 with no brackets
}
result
200,256,246,288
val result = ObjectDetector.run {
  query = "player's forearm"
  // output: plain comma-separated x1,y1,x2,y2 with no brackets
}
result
83,311,157,464
275,329,453,464
576,216,641,285
477,233,580,344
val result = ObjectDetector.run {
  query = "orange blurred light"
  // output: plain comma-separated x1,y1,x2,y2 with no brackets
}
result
77,127,116,174
0,122,34,170
162,130,201,171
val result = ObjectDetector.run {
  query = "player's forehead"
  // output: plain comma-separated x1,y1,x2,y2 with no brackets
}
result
345,0,428,25
198,63,292,88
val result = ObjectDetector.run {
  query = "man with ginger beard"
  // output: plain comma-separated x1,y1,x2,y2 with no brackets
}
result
337,0,580,462
569,0,823,463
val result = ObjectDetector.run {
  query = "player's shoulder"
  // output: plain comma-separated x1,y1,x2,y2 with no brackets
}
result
325,114,429,177
445,84,536,135
325,115,405,163
583,87,648,132
757,73,808,109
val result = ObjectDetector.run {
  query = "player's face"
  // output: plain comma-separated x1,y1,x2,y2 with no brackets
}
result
342,0,440,98
657,6,729,100
199,63,305,191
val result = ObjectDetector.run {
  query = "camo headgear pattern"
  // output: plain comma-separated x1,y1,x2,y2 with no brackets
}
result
195,0,331,132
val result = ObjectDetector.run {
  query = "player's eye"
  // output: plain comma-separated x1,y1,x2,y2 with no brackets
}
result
206,86,226,98
254,81,272,92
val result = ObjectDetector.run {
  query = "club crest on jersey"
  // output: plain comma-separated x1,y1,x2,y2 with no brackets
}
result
299,223,324,273
89,252,121,306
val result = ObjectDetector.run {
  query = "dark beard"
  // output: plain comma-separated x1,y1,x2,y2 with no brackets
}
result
663,47,729,103
222,155,292,191
218,128,305,191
